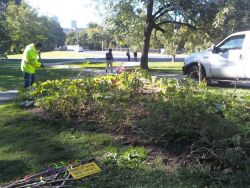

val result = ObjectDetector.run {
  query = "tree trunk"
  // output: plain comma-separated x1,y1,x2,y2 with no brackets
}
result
140,25,153,69
171,54,175,62
140,0,154,70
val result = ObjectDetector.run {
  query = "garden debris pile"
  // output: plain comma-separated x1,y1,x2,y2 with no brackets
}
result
2,159,101,188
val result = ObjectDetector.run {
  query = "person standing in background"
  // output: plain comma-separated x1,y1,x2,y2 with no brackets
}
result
105,48,114,73
133,51,137,61
126,49,130,61
21,42,44,88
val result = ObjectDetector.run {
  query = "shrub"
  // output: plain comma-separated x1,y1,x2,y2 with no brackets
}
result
17,70,250,185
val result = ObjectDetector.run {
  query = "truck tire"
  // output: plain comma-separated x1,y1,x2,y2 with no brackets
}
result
187,65,205,81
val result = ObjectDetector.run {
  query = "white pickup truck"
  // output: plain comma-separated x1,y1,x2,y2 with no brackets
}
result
183,31,250,83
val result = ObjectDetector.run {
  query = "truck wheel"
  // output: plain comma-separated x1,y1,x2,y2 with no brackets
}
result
187,65,204,81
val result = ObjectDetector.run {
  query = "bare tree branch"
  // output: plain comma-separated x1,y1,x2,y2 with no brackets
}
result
157,20,197,30
153,6,175,21
152,22,166,33
152,6,167,19
153,29,158,40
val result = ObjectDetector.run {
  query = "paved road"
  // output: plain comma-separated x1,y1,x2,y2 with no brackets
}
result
7,51,185,64
80,51,185,63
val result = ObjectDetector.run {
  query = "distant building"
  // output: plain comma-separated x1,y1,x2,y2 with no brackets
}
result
51,16,59,23
63,28,85,34
71,20,77,29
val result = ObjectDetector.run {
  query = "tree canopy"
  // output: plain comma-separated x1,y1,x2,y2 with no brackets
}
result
65,23,114,51
0,1,65,53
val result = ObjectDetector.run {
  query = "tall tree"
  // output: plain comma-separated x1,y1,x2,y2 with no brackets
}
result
212,0,250,42
102,1,145,50
0,16,10,53
65,31,77,45
97,0,250,69
43,17,65,50
85,22,103,50
97,0,202,69
66,23,113,50
0,0,11,53
4,1,65,52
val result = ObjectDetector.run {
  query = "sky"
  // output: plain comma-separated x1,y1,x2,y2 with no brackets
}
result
24,0,102,28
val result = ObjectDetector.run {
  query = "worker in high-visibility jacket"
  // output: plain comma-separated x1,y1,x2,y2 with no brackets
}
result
21,42,44,88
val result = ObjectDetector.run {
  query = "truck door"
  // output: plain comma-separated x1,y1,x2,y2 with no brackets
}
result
209,34,245,79
242,36,250,78
243,51,250,78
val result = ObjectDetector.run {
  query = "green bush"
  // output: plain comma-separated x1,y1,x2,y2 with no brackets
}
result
17,70,250,186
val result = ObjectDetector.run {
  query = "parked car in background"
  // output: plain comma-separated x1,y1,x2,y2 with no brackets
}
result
66,45,84,52
183,31,250,83
58,46,67,51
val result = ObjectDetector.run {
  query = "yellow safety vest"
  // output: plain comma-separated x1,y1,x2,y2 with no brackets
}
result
21,44,41,74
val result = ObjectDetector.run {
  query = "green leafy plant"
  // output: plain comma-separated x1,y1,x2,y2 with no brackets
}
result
17,70,250,186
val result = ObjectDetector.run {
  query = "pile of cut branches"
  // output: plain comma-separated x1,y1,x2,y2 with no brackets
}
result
2,159,100,188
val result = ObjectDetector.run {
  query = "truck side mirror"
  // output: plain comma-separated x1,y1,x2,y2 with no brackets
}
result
211,44,219,53
211,44,215,53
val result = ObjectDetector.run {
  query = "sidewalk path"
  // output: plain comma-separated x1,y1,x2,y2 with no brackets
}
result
0,90,18,103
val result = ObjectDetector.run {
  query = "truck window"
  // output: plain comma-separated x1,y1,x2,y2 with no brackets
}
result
218,35,245,50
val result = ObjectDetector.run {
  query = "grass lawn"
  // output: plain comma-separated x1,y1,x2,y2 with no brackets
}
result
0,103,207,187
0,60,184,91
1,60,250,96
7,51,95,59
1,60,249,186
148,62,183,74
76,61,184,74
0,61,83,91
74,62,128,69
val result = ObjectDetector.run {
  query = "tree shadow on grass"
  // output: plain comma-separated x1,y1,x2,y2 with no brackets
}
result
0,107,113,184
0,105,211,187
0,160,29,183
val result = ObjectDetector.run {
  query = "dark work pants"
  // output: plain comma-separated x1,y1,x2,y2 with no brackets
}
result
24,72,35,88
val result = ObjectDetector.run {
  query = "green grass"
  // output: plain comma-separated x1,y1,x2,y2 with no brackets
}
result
0,61,183,91
67,61,183,72
209,85,250,96
0,103,117,183
1,53,249,187
1,60,249,97
0,103,211,187
64,61,183,75
7,51,95,59
73,62,126,68
0,61,83,91
148,62,183,73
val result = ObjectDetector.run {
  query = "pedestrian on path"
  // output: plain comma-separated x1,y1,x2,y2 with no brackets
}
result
105,48,114,73
133,51,137,61
126,49,130,61
21,42,44,88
